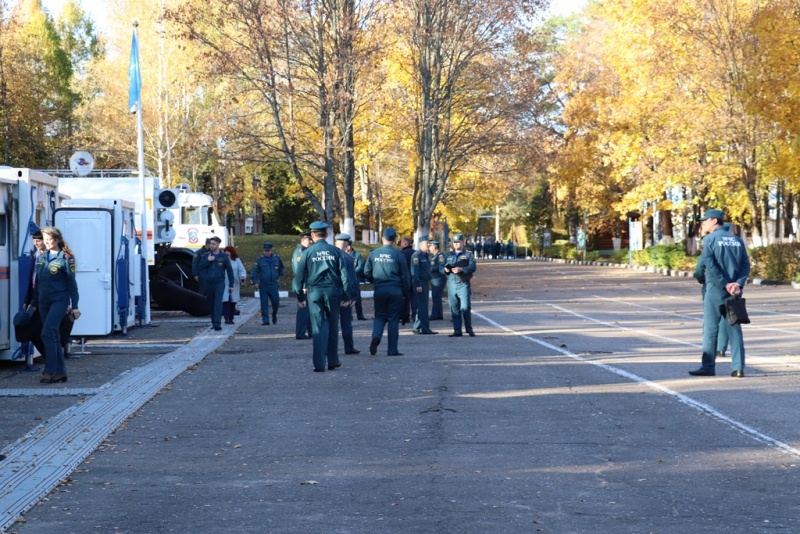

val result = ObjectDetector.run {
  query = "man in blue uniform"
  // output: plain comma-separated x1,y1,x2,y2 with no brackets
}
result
428,240,445,320
198,236,235,331
689,210,750,378
364,227,410,356
335,233,361,354
292,232,313,339
411,235,437,335
347,239,367,320
293,222,352,372
400,237,414,325
192,238,212,293
251,242,284,325
693,222,732,359
441,233,477,337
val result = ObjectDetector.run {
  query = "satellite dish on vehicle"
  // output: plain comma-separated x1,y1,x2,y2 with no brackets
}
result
69,151,95,176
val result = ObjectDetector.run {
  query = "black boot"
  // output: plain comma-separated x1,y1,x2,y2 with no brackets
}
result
464,312,476,337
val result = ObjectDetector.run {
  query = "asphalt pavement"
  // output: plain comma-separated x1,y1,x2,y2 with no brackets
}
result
2,260,800,533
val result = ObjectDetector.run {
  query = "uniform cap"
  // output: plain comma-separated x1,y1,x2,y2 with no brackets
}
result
429,240,439,246
699,209,725,221
31,229,43,239
209,236,222,244
452,233,464,242
334,233,351,241
418,234,430,242
383,227,397,240
300,231,311,238
263,242,273,250
309,221,328,231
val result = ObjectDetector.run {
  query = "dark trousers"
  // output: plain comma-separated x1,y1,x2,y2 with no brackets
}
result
430,277,445,319
702,293,744,371
258,283,280,322
295,303,312,337
204,278,226,327
308,287,341,371
355,289,365,319
447,281,473,334
38,296,70,375
340,305,355,353
372,286,403,355
413,287,430,332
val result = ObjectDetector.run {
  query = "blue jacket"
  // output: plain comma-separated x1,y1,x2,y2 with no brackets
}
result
700,226,750,300
251,254,284,286
198,251,235,287
440,249,476,286
31,250,79,307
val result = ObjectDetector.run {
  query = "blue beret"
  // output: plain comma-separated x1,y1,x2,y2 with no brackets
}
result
700,209,724,221
452,233,464,242
309,221,328,231
334,233,351,241
263,242,273,250
383,227,397,240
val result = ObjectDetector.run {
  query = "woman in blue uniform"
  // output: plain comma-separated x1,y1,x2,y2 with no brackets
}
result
30,227,80,383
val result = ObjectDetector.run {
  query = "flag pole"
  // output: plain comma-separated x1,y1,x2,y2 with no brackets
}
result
130,21,150,324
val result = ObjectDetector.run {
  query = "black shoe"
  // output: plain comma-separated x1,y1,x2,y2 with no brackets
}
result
369,338,380,355
449,332,463,337
357,316,367,321
430,317,443,321
225,320,234,324
387,352,403,356
328,364,342,370
731,370,744,378
412,329,422,335
345,349,361,355
213,325,222,331
420,330,438,335
716,351,726,358
272,313,278,324
295,335,311,340
262,321,270,325
688,368,715,376
313,369,325,373
467,330,476,337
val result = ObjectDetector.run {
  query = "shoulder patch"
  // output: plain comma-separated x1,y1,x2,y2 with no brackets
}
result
413,257,419,264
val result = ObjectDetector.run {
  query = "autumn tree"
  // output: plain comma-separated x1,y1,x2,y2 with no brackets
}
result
391,0,545,238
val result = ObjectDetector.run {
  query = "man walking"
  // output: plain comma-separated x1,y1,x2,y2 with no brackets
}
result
335,233,361,354
400,237,414,325
197,236,234,331
441,233,477,337
292,232,313,339
293,222,352,372
251,242,284,325
411,235,436,335
364,227,410,356
689,209,750,378
429,240,445,321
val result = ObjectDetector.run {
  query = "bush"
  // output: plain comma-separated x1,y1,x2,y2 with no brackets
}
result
749,243,800,281
632,244,690,270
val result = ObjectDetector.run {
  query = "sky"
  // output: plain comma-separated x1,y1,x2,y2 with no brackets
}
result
39,0,589,36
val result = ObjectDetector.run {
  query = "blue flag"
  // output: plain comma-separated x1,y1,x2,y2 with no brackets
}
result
128,30,141,114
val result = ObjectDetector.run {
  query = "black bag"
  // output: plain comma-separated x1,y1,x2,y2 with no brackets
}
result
13,308,37,342
725,296,750,326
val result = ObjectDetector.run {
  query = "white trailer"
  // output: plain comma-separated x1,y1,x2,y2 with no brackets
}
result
54,199,139,336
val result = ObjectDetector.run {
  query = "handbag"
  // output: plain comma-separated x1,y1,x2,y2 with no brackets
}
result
725,295,750,326
13,308,37,342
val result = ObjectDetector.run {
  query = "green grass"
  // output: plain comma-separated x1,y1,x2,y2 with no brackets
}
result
231,234,381,293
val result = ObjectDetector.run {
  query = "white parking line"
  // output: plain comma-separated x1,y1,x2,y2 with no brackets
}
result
513,297,800,370
472,306,800,460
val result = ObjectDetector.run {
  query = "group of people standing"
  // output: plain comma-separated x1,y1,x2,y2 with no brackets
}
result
291,224,477,372
473,238,516,260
